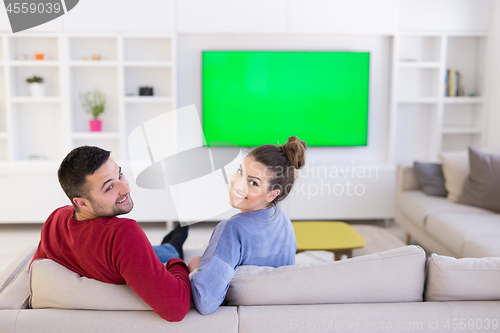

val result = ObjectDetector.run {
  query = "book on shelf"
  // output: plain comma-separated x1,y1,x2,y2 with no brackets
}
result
445,68,465,97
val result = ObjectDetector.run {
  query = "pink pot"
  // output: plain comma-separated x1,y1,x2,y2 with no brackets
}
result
89,120,102,132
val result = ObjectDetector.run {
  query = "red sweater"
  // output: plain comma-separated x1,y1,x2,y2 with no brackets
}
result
31,206,191,322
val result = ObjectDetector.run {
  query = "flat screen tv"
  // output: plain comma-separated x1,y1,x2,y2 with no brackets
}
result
202,51,369,147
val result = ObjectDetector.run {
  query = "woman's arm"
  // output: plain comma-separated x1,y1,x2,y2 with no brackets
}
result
190,256,237,315
188,255,201,273
190,221,241,315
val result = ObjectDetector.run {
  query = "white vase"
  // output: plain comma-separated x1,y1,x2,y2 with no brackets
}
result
29,83,45,98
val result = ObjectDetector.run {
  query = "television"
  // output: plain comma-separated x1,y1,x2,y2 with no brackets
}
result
202,51,369,147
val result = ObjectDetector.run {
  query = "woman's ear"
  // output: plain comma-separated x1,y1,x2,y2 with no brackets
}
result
266,189,280,203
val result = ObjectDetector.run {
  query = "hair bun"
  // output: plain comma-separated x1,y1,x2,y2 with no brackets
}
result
281,136,306,170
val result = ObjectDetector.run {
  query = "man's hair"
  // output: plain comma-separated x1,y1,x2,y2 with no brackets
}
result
58,146,111,208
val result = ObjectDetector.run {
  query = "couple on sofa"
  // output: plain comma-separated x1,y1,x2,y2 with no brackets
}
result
30,136,307,322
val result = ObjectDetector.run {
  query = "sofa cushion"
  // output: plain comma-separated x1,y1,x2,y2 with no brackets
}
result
413,161,448,197
397,191,492,229
458,147,500,213
30,259,152,311
0,246,35,309
439,150,469,202
425,214,500,257
226,245,426,306
11,308,239,333
425,254,500,301
462,237,500,258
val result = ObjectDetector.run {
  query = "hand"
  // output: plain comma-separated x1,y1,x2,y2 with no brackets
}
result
188,255,201,273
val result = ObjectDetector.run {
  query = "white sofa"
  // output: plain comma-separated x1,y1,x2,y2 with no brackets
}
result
395,164,500,258
1,245,500,333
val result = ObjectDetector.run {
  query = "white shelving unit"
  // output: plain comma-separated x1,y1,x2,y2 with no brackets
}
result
0,32,177,164
390,32,489,164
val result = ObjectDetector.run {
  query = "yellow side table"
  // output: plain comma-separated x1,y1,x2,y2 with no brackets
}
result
292,221,366,260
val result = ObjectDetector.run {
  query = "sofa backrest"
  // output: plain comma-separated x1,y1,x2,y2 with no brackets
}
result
226,245,426,306
424,254,500,302
0,246,35,309
30,259,152,311
396,164,421,192
29,246,426,311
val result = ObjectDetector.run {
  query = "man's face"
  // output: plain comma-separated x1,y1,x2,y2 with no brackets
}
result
81,158,134,219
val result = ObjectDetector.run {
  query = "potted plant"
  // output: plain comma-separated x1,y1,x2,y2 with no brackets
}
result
26,75,45,97
80,89,106,132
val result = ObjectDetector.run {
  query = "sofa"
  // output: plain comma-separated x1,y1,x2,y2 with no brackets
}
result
395,164,500,258
1,245,500,333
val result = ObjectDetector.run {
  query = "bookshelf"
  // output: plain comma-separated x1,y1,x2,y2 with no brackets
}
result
0,33,177,164
390,33,489,164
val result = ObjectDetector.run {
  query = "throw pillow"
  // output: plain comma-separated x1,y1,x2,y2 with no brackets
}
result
413,161,448,197
439,150,469,202
457,147,500,213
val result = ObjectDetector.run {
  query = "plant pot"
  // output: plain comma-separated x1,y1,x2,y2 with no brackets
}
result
89,119,102,132
29,83,45,98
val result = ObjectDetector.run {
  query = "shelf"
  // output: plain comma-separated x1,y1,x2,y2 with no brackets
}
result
398,61,440,68
442,128,483,135
123,61,173,67
71,132,121,139
68,37,118,62
443,97,484,104
397,97,440,104
9,61,59,67
124,96,173,103
11,97,61,103
69,61,119,67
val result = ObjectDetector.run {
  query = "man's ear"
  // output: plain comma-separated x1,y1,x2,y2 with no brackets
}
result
73,197,91,212
266,189,280,203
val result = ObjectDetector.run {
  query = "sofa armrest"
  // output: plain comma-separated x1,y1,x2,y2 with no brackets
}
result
396,164,421,193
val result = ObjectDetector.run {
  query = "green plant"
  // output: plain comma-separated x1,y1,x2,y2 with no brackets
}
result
26,75,44,84
80,89,106,120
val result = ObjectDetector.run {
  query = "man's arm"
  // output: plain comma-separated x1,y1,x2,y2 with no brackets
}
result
114,221,191,322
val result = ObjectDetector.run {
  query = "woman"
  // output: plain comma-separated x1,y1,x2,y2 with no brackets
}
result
188,136,306,315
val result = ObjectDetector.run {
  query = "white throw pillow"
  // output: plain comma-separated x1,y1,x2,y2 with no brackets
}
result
439,151,469,202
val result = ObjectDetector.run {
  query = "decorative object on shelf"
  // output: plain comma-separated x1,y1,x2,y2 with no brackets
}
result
26,75,45,97
80,89,106,132
28,154,48,161
17,54,28,60
35,53,44,60
92,54,101,61
139,86,154,96
445,68,465,97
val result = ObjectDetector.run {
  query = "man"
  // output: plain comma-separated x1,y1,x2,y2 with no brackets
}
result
31,146,190,322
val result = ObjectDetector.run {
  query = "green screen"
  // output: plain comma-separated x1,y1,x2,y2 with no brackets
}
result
202,51,369,147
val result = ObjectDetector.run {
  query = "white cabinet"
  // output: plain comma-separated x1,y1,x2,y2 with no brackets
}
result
0,33,176,164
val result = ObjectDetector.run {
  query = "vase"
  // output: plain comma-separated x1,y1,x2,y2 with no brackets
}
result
29,83,45,98
89,119,102,132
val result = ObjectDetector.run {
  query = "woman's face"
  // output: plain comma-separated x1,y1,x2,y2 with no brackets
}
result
229,156,280,213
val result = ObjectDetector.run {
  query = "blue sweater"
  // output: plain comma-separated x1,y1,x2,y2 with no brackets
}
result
191,207,297,315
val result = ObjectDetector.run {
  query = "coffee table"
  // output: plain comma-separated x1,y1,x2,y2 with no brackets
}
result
292,221,366,260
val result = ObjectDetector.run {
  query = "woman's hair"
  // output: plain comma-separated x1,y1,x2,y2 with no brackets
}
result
249,136,306,208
